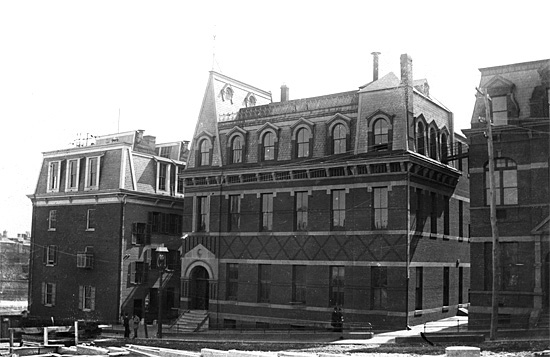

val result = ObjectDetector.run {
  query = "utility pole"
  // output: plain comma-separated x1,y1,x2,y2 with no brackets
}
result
477,87,500,340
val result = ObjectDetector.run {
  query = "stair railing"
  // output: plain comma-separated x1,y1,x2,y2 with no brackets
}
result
193,312,210,332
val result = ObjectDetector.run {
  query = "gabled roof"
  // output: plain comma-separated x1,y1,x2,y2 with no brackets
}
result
359,72,400,92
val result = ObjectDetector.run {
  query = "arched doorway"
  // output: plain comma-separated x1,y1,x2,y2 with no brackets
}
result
190,266,209,310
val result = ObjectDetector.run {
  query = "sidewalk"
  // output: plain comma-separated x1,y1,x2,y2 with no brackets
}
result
101,316,469,344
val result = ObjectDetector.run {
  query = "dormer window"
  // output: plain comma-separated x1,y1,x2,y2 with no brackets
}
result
332,124,347,154
491,96,508,126
65,159,80,192
231,136,243,164
262,132,276,161
85,156,101,191
373,119,389,151
222,86,234,104
245,93,257,107
47,161,61,193
296,128,311,158
416,121,426,155
198,138,212,166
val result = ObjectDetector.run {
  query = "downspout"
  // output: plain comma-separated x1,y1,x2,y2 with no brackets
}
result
117,194,127,321
28,196,37,313
405,165,411,329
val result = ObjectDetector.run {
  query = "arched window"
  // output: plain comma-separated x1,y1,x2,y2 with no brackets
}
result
441,133,449,162
231,136,243,164
373,119,389,149
263,132,275,161
333,124,347,154
224,87,233,103
198,139,211,166
485,158,518,205
247,94,256,107
416,122,426,155
429,128,438,159
296,128,310,158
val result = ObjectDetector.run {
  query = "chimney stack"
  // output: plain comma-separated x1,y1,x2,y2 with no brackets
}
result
400,53,413,86
281,85,289,102
371,52,381,81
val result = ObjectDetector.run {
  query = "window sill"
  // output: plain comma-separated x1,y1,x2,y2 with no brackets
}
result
84,187,99,191
86,229,95,232
414,310,423,317
48,228,56,232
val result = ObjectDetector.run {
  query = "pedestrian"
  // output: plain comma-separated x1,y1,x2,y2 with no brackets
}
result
132,314,140,339
122,312,130,338
331,307,340,332
337,307,344,332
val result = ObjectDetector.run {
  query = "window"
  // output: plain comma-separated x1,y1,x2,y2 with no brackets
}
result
373,187,388,229
296,128,310,158
295,191,308,231
160,146,172,158
66,159,80,191
501,242,519,291
458,201,464,238
258,264,271,303
415,267,423,310
131,222,151,245
430,192,437,234
443,267,449,307
332,124,347,154
48,210,57,231
158,162,169,191
199,139,211,166
261,193,273,231
79,285,96,311
196,196,209,232
441,133,449,162
227,263,238,300
292,265,306,304
373,119,389,149
331,190,345,229
42,282,56,306
129,261,146,284
371,266,387,310
229,195,241,231
416,122,426,155
222,86,233,103
85,157,100,190
231,136,243,164
176,166,184,194
443,197,450,235
246,94,256,107
429,128,438,159
47,161,61,192
43,245,58,266
77,247,94,269
86,209,96,231
415,189,424,232
262,132,276,161
485,158,518,205
329,266,345,306
148,212,183,235
492,95,508,126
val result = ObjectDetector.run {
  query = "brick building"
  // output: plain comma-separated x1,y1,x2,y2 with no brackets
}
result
180,53,470,330
0,231,30,303
464,59,550,329
27,130,187,324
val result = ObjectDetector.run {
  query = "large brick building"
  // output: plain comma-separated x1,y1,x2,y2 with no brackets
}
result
27,131,187,324
464,59,550,329
180,54,470,330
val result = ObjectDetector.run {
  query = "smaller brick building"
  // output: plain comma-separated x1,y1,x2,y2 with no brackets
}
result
27,130,187,324
464,58,550,329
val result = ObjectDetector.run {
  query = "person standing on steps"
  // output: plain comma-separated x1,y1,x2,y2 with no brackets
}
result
122,312,130,338
132,314,140,339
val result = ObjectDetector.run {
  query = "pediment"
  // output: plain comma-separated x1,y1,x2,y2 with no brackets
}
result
327,113,352,126
485,75,515,96
195,130,215,141
256,122,279,135
290,117,315,130
365,109,395,122
227,126,247,137
183,243,216,260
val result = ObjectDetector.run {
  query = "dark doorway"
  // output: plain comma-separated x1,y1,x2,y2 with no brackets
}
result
133,299,143,319
190,266,209,310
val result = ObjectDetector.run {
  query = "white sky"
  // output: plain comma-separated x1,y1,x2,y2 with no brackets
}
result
1,0,548,235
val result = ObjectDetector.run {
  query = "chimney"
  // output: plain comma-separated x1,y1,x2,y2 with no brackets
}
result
400,53,413,86
281,85,289,102
371,52,381,81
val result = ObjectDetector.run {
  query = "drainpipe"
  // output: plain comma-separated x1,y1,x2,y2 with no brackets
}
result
117,194,127,322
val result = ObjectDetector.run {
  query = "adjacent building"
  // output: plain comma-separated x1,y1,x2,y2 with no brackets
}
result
180,54,470,330
464,59,550,329
27,131,187,324
0,231,30,304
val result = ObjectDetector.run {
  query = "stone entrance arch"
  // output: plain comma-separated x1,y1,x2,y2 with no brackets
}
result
181,244,218,311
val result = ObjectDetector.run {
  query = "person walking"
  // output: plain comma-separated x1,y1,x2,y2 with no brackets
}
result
132,314,140,339
122,313,130,338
